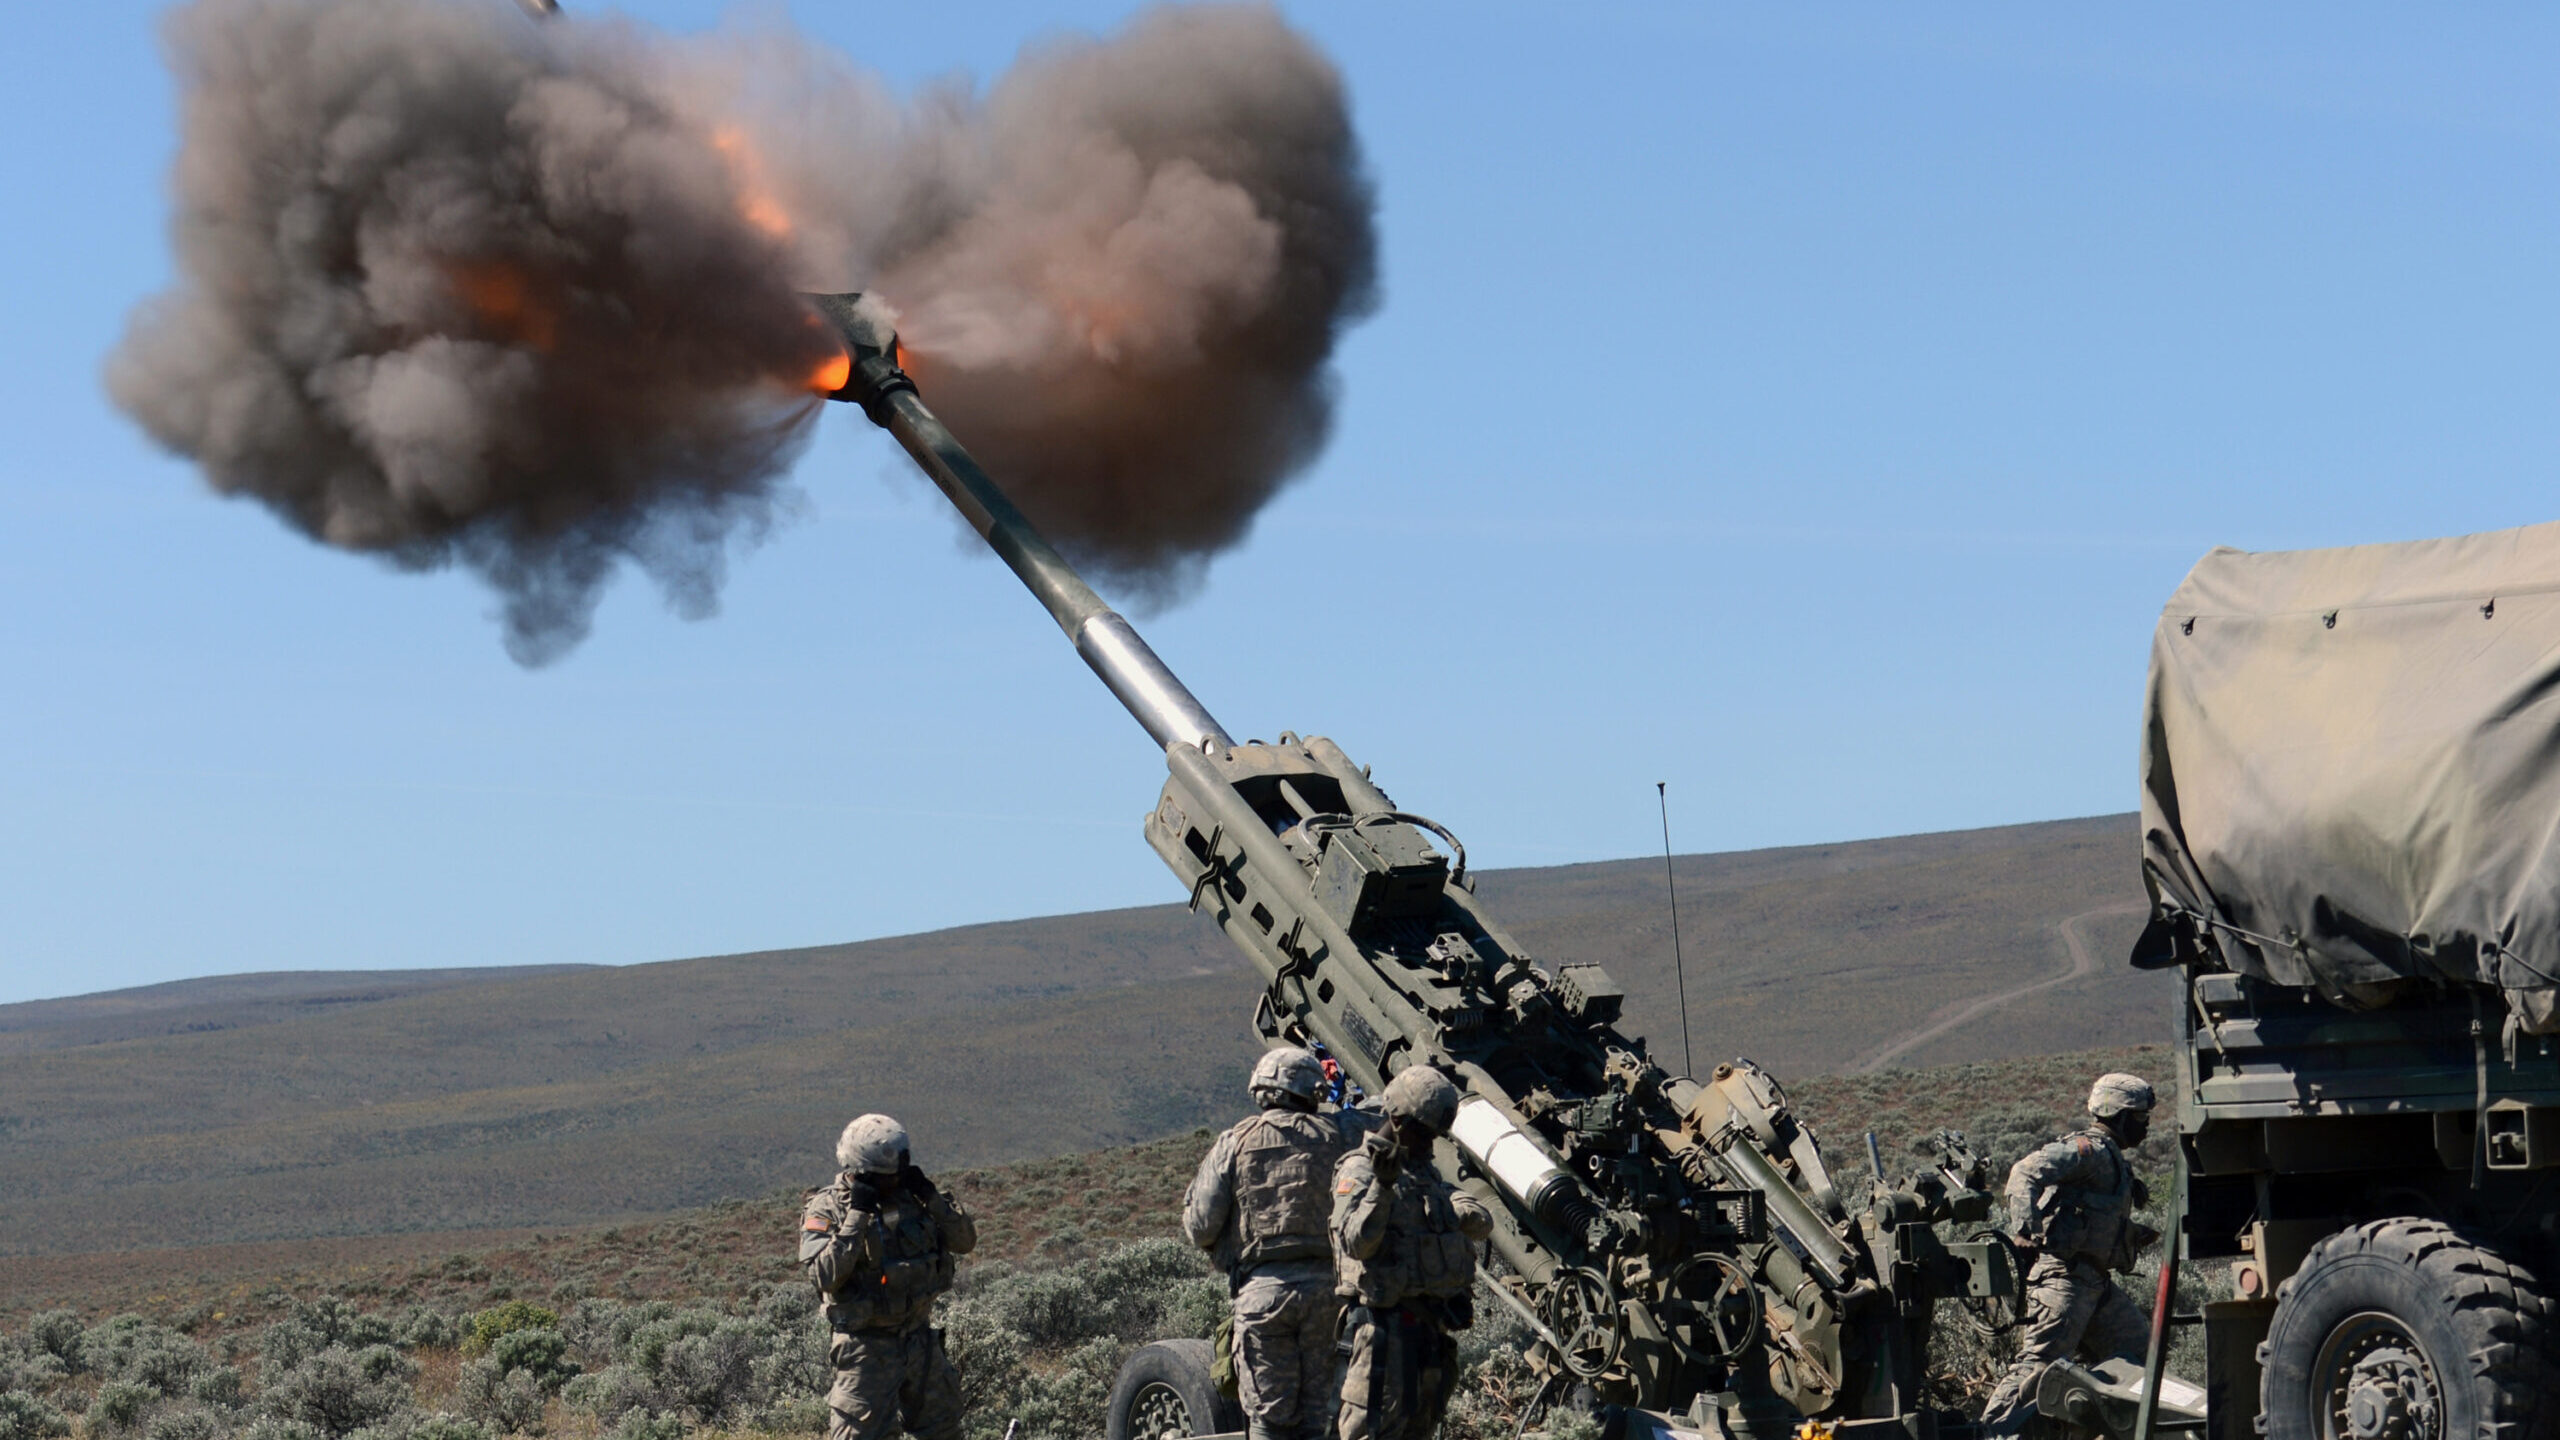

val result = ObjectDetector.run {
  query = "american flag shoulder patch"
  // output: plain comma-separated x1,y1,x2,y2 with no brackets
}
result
804,1215,832,1232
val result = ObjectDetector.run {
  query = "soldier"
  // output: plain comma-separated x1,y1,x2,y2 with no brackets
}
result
1980,1073,2162,1437
1331,1067,1494,1440
800,1114,977,1440
1184,1047,1378,1440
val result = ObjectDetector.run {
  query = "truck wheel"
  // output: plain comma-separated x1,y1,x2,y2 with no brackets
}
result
2260,1219,2557,1440
1107,1339,1245,1440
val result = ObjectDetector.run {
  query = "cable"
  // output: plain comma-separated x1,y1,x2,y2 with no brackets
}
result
1659,783,1695,1080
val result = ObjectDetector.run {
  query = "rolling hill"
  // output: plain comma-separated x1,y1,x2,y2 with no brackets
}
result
0,813,2165,1255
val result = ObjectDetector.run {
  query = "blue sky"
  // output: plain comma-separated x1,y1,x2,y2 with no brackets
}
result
3,4,2554,1004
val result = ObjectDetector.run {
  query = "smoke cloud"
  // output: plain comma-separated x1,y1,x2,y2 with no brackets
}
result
110,0,1376,663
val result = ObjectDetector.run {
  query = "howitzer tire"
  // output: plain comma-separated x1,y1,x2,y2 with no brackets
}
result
1107,1340,1244,1440
2259,1219,2557,1440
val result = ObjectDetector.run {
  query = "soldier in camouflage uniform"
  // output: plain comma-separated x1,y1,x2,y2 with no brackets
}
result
1330,1067,1493,1440
800,1114,977,1440
1980,1073,2161,1436
1185,1047,1379,1440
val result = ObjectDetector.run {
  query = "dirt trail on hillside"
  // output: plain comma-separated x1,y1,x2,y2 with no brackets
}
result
1848,901,2150,1074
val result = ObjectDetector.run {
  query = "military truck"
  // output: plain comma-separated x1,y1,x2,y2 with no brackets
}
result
807,293,2204,1440
2136,524,2560,1440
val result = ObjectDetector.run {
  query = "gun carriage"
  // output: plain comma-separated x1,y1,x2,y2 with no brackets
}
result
807,293,2143,1440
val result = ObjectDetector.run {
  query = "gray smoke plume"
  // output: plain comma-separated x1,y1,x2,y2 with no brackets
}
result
110,0,1376,663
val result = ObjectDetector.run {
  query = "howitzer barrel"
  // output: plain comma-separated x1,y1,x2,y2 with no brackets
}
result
804,298,1959,1429
807,293,1233,757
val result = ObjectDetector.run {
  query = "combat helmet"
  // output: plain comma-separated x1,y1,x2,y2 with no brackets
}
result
2087,1073,2156,1119
836,1113,911,1174
1382,1067,1462,1135
1249,1046,1325,1104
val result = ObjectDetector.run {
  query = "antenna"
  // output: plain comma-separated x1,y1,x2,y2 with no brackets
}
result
1657,782,1695,1079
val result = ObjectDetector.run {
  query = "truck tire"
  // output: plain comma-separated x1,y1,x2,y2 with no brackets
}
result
1107,1339,1245,1440
2259,1219,2557,1440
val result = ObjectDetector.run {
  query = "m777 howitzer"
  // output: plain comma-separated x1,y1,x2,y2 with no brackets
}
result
808,293,2035,1440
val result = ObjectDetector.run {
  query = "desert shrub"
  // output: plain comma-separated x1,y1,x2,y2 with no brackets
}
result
578,1305,675,1370
607,1312,713,1381
553,1303,626,1369
262,1302,398,1379
762,1397,829,1435
460,1308,557,1361
1530,1410,1604,1440
748,1284,808,1330
1002,1336,1119,1440
744,1321,827,1422
238,1419,322,1440
456,1362,547,1436
0,1392,70,1440
345,1412,494,1440
390,1311,458,1353
941,1240,1228,1440
145,1408,223,1440
407,1416,494,1440
1441,1345,1536,1440
0,1338,66,1397
1433,1274,1549,1440
559,1369,654,1428
81,1316,206,1396
1922,1297,2011,1415
261,1346,417,1439
482,1332,575,1390
192,1366,245,1408
950,1238,1220,1352
88,1381,159,1433
941,1315,1023,1434
652,1324,763,1424
603,1413,683,1440
558,1302,816,1430
24,1316,82,1374
1454,1274,1534,1374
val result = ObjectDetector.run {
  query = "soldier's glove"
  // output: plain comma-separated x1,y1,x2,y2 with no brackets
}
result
1363,1131,1402,1183
900,1164,938,1202
845,1178,883,1212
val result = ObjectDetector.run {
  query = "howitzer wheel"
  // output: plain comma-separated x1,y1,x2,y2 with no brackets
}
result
1538,1267,1625,1379
1107,1340,1242,1440
1660,1254,1762,1366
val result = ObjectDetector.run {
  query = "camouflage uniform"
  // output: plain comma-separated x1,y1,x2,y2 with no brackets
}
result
1330,1071,1492,1440
800,1125,977,1440
1981,1076,2157,1437
1184,1057,1377,1440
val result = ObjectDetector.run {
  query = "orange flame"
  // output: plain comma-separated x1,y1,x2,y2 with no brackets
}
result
712,125,795,241
448,261,558,351
809,348,851,395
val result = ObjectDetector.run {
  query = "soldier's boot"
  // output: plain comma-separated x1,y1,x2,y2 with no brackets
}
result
1978,1362,2046,1440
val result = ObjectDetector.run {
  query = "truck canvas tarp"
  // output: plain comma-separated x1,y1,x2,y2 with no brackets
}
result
2141,519,2560,1030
